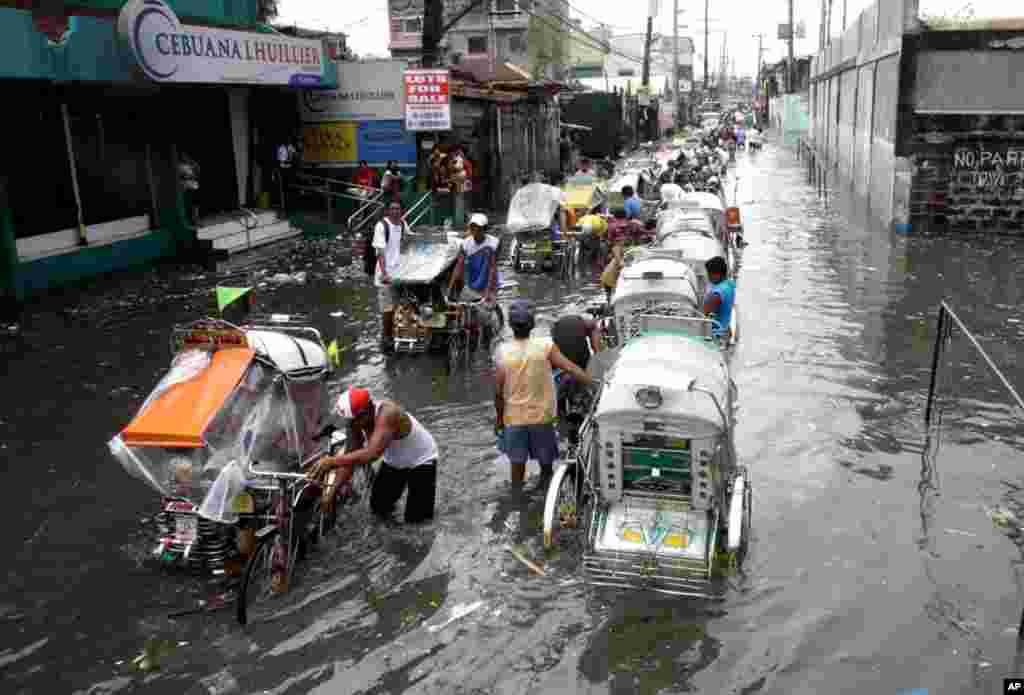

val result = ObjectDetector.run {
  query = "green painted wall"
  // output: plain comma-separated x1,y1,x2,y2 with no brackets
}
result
16,228,178,294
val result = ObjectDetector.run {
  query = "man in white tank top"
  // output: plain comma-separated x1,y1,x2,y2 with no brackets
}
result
308,387,438,523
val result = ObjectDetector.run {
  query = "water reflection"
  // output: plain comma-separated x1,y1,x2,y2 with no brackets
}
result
579,598,722,694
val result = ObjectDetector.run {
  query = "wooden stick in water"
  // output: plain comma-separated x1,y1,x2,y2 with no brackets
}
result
505,544,547,576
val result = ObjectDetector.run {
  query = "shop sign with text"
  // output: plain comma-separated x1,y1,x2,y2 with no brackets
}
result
118,0,324,86
300,61,405,122
404,69,451,131
302,122,357,164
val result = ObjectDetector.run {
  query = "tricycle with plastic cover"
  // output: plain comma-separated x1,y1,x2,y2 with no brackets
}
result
389,234,513,368
108,317,373,607
541,323,751,599
507,182,578,276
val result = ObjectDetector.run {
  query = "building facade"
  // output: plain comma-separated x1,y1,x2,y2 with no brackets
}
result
387,0,568,80
0,0,337,303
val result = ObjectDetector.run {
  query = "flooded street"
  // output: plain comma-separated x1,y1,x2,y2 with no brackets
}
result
6,138,1024,694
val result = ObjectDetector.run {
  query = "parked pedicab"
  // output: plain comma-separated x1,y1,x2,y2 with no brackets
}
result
507,182,578,276
108,309,373,624
628,230,727,297
541,317,751,598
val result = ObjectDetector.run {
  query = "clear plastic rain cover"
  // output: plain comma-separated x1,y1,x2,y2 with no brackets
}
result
392,237,460,285
109,355,328,523
506,183,562,233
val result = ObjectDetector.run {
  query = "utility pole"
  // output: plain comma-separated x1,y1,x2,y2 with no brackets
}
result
642,15,654,87
753,32,765,102
703,0,709,101
673,0,679,128
842,0,848,30
787,0,795,93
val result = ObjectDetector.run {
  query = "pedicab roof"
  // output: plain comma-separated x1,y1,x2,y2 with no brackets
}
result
656,208,716,240
390,237,461,285
246,330,329,374
613,257,701,308
121,348,255,448
507,183,562,233
660,183,684,205
656,232,725,264
562,177,606,211
678,192,725,213
594,333,730,438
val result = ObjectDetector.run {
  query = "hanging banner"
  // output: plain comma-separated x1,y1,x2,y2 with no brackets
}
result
301,122,357,164
118,0,324,86
403,69,451,132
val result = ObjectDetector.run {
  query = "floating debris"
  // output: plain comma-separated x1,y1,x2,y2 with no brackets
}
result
427,600,485,633
130,638,175,672
988,506,1018,528
505,544,547,576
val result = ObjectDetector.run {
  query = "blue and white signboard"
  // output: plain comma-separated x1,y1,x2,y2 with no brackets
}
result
357,121,416,166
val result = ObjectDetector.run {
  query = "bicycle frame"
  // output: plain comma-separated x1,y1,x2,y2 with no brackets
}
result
246,454,322,593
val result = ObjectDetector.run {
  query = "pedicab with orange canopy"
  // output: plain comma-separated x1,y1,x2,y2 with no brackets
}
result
108,287,371,624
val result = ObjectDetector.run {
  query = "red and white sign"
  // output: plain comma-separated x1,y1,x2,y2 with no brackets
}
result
403,69,451,132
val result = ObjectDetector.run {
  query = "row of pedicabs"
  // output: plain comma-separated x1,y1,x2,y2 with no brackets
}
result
528,147,752,598
106,144,751,625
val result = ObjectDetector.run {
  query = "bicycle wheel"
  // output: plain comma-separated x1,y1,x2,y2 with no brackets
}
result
237,532,276,626
447,332,465,372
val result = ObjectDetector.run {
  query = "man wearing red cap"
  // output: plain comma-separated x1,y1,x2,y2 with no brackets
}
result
308,387,438,523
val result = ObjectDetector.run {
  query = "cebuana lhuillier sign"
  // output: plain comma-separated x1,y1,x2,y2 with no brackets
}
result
118,0,324,86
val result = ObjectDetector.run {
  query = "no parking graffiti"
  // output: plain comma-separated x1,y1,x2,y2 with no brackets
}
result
953,145,1024,189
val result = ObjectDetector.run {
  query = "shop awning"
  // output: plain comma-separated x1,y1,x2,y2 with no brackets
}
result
121,348,255,448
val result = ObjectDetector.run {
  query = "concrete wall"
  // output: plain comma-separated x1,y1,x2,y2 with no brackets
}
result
900,29,1024,233
807,0,918,229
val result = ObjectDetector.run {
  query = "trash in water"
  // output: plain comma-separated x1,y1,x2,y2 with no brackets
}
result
945,528,978,537
505,544,547,576
988,506,1017,528
427,600,485,633
131,638,175,672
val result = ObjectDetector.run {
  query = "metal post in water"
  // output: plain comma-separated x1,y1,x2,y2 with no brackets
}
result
926,304,947,429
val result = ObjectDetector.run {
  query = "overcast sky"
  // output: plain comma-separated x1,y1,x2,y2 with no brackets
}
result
277,0,1021,80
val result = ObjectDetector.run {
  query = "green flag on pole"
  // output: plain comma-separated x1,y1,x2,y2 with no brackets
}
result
216,286,251,312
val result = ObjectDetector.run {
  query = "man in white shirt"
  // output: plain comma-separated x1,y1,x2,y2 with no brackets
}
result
372,201,406,349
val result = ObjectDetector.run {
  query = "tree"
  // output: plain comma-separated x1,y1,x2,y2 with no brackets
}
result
421,0,489,68
256,0,278,23
527,9,568,80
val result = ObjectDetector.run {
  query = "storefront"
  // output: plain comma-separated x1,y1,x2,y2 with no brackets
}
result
0,0,335,301
298,61,416,173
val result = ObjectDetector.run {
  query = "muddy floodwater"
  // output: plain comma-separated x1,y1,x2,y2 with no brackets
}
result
5,139,1024,694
